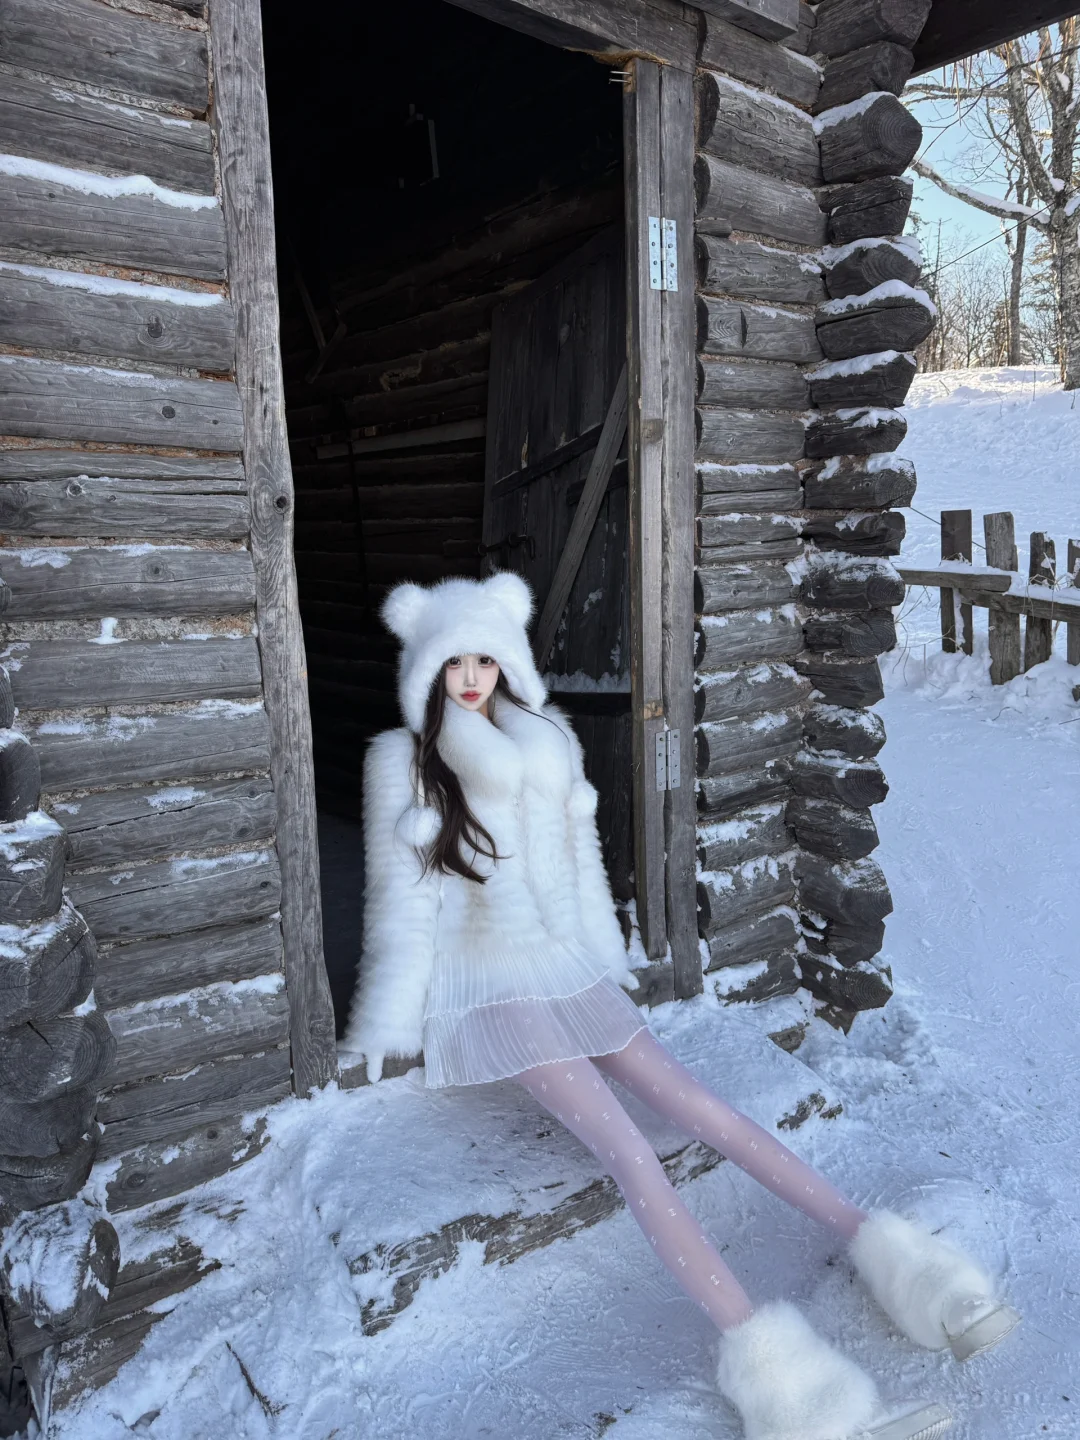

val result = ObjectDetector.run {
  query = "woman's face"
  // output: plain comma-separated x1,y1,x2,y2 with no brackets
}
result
444,654,501,716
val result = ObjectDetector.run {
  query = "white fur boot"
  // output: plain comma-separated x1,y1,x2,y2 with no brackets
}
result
716,1302,951,1440
850,1211,1020,1360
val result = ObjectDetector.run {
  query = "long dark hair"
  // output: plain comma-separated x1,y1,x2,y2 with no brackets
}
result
414,670,525,884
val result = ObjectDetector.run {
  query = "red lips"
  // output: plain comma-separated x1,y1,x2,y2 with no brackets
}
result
462,691,480,701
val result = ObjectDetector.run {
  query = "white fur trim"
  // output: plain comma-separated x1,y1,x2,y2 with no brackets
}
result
568,780,598,817
717,1302,879,1440
396,805,441,848
850,1210,995,1351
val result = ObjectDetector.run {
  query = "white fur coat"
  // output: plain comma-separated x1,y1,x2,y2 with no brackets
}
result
343,695,639,1067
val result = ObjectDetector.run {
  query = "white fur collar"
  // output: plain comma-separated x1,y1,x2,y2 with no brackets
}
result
435,698,575,800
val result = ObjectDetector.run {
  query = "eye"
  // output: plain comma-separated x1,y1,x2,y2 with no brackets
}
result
478,655,496,666
446,657,461,667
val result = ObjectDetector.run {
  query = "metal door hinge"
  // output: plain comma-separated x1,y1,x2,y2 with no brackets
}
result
648,217,678,291
654,728,681,790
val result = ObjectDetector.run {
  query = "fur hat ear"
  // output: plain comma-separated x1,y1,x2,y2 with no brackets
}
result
381,582,428,642
483,571,533,628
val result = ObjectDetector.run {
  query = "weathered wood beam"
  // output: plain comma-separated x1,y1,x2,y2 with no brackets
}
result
696,0,798,41
804,405,906,457
802,510,905,555
700,484,804,513
803,704,886,758
0,1203,119,1346
695,660,810,722
697,802,789,870
698,854,796,937
697,607,803,667
698,460,801,494
802,951,892,1009
801,552,906,609
695,234,825,305
813,0,932,57
0,476,250,541
0,1085,96,1160
1,547,255,620
804,454,915,510
797,853,893,926
0,1129,98,1214
703,904,799,971
0,732,41,823
794,654,884,706
700,14,822,109
819,175,913,245
104,1113,268,1212
912,0,1070,75
696,710,803,776
698,295,821,362
0,901,92,1029
817,93,922,184
695,156,827,247
0,812,67,924
695,562,797,613
440,0,698,68
0,1011,116,1103
699,757,795,817
94,917,281,1011
822,239,921,298
803,609,897,656
787,794,879,859
696,70,820,186
10,638,262,713
793,749,889,806
0,452,244,484
697,409,807,463
698,357,809,409
806,350,917,409
816,41,915,113
698,511,802,547
816,285,935,359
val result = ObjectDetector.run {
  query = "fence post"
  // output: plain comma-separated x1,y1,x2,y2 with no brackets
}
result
940,509,973,655
984,512,1021,685
1023,532,1056,671
1068,539,1080,667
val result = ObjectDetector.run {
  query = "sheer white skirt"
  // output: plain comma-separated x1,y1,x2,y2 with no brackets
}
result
422,938,646,1088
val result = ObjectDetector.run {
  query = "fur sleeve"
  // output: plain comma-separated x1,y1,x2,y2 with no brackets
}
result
342,728,443,1059
544,705,639,992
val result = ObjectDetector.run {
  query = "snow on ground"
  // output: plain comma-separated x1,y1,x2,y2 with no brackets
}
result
42,368,1080,1438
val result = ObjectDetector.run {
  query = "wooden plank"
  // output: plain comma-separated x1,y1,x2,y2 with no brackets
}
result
696,409,806,463
0,546,254,619
1069,539,1080,667
440,0,699,68
0,0,209,113
814,0,932,56
695,234,825,305
0,172,227,281
697,295,822,362
697,607,803,667
913,0,1071,75
625,58,666,961
0,452,243,484
696,69,820,186
57,775,275,869
695,155,827,247
700,484,803,514
0,72,214,195
698,460,799,493
211,0,336,1094
105,1113,268,1212
93,917,282,1010
698,357,808,409
983,511,1021,685
0,266,234,373
696,0,798,40
939,509,973,655
68,848,282,943
1024,531,1056,671
33,700,270,792
0,357,243,450
0,477,249,540
699,14,822,109
9,638,261,712
658,64,699,998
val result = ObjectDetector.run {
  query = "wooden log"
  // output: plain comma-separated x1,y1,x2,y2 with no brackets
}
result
98,1047,291,1158
803,609,897,656
34,701,269,793
817,93,922,184
0,0,209,112
697,358,808,409
803,704,886,758
697,608,803,667
698,758,795,817
816,41,916,112
0,672,12,730
698,512,802,548
0,452,243,484
813,0,932,56
0,1130,98,1210
801,553,906,610
94,917,281,1011
0,1085,96,1159
704,904,799,971
816,286,936,359
0,357,243,451
68,849,282,944
804,454,916,510
820,175,913,245
0,476,250,541
939,508,974,655
984,511,1021,685
713,952,800,1003
0,902,93,1029
695,156,827,248
698,854,796,937
793,750,889,806
802,511,905,554
106,975,289,1088
697,296,822,363
699,14,823,109
695,661,811,722
783,0,816,53
695,235,824,306
804,406,906,458
1,547,255,620
697,410,807,464
1023,531,1056,671
699,461,801,495
0,812,67,924
802,952,892,1009
819,916,886,966
797,853,892,925
59,776,275,870
822,238,922,298
0,1204,119,1344
787,794,879,859
0,268,234,375
1069,539,1080,666
696,0,799,40
0,72,214,196
696,710,804,777
0,732,41,822
700,485,804,514
695,562,797,613
697,801,790,870
10,638,262,713
696,70,820,186
0,173,227,282
0,1012,116,1103
806,351,917,409
104,1113,268,1212
795,655,884,705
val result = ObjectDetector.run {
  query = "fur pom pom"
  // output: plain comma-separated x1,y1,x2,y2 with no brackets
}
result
568,780,598,818
381,582,428,642
396,805,441,849
483,570,533,627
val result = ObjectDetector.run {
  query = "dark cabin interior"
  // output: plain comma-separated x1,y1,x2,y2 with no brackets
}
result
262,0,626,1031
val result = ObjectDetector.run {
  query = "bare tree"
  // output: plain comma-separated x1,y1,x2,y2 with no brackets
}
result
908,24,1080,386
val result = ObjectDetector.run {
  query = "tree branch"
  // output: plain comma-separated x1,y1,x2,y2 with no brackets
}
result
910,157,1049,228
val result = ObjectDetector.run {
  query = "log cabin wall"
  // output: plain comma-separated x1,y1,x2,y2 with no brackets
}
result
691,0,932,1023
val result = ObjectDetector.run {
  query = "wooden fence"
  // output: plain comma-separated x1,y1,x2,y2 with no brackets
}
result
898,509,1080,687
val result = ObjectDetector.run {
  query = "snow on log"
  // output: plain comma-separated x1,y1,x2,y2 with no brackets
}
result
0,1011,116,1103
699,512,803,549
800,549,906,608
786,794,880,859
819,175,913,245
797,853,893,926
695,562,798,614
93,917,282,1011
804,405,907,457
696,606,804,667
816,280,936,359
695,234,825,306
795,654,885,706
806,351,917,409
803,704,887,758
802,510,905,554
695,661,811,722
697,295,822,363
0,811,66,924
713,952,800,1004
696,69,819,185
0,731,40,823
804,453,916,511
0,901,93,1029
695,155,827,247
703,905,799,971
698,758,795,818
821,236,921,297
0,1200,119,1344
816,93,922,184
802,952,893,1009
697,853,797,937
793,750,889,807
812,0,932,57
698,460,802,496
697,357,808,410
802,608,897,656
816,41,915,113
696,710,804,777
697,802,790,870
817,916,886,967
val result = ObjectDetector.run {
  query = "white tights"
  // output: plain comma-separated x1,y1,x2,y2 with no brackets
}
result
514,1028,866,1332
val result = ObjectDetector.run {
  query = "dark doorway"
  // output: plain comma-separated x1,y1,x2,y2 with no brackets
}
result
262,0,626,1033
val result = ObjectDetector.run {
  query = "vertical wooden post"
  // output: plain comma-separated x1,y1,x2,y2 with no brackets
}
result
624,59,667,960
1068,539,1080,667
983,511,1021,686
210,0,337,1092
657,65,700,998
939,509,972,654
1023,531,1056,670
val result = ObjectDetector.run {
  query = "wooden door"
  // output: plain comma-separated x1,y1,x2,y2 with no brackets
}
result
481,226,634,898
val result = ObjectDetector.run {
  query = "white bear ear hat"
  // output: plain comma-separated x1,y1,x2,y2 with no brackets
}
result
381,571,548,732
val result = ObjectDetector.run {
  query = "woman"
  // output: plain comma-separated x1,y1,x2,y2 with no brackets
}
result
345,572,1018,1440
